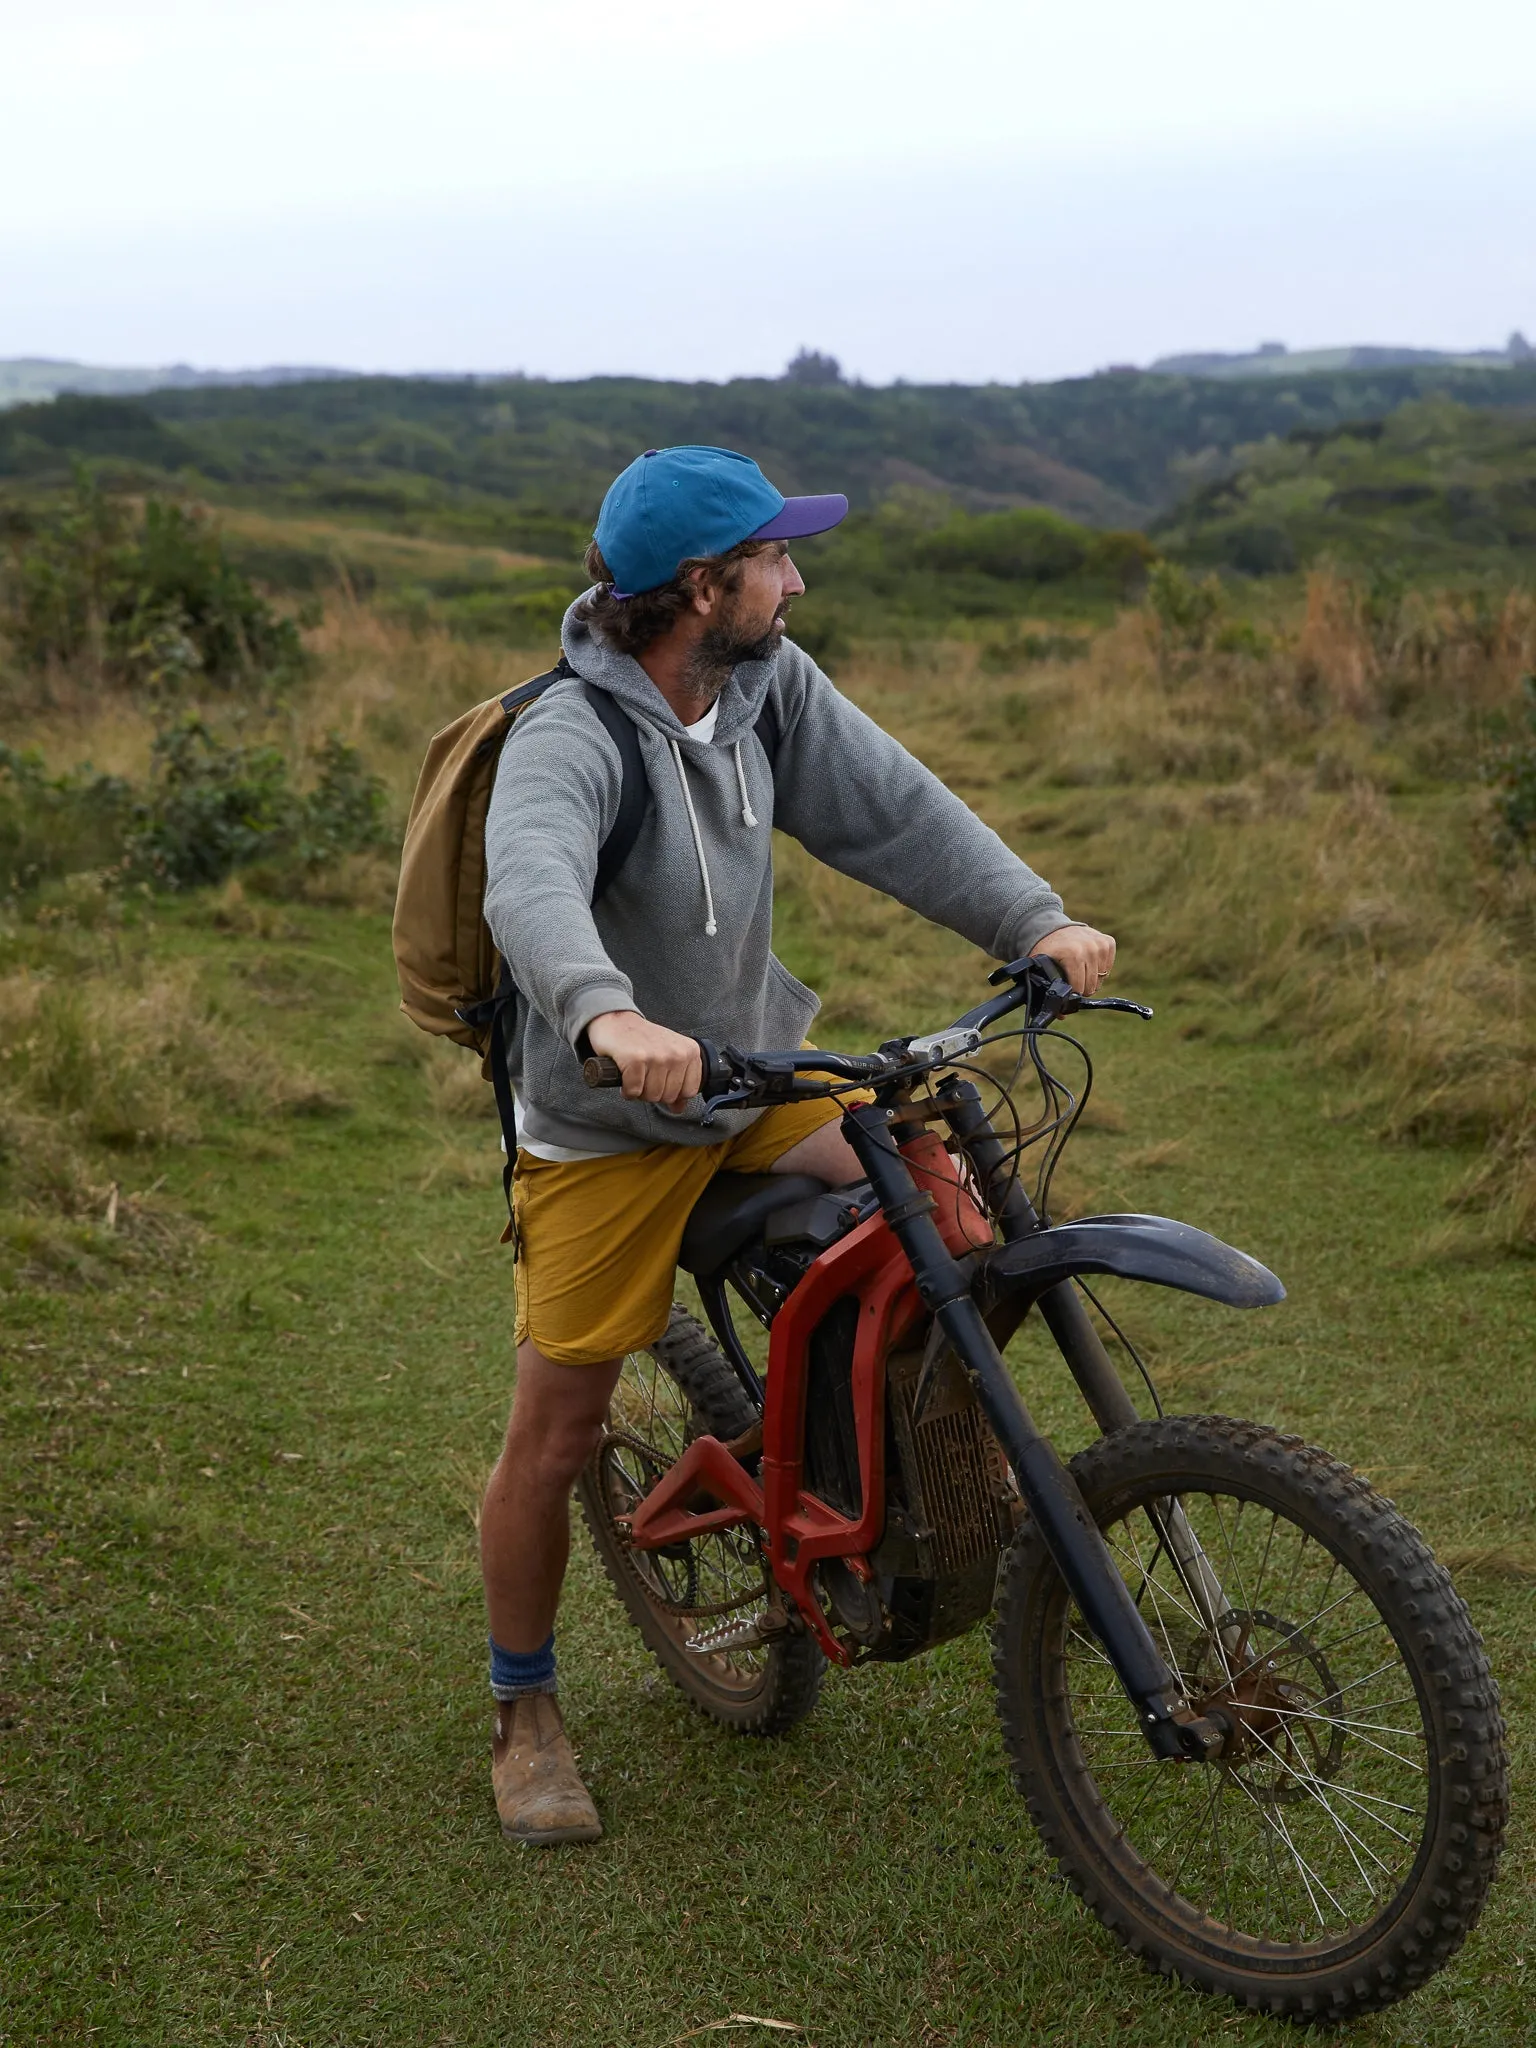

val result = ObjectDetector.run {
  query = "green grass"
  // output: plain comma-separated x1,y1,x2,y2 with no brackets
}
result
2,852,1533,2045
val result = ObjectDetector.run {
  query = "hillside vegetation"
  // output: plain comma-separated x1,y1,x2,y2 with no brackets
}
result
1,469,1158,661
1159,396,1536,576
6,362,1536,537
4,367,1533,667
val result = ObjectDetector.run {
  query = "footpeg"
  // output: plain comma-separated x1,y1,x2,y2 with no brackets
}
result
684,1614,767,1655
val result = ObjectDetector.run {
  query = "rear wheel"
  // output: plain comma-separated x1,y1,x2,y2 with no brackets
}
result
993,1416,1507,2022
578,1304,824,1735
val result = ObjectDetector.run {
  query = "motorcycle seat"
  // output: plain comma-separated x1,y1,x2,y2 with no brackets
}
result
677,1172,827,1277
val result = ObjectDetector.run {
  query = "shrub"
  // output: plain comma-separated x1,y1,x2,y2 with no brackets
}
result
122,498,304,687
292,733,392,868
125,719,390,891
127,720,297,889
0,475,304,692
920,508,1089,583
787,611,852,669
1215,521,1298,576
0,745,132,898
1146,560,1224,654
1083,529,1158,595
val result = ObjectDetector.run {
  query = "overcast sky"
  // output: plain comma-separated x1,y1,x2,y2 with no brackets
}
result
2,0,1533,382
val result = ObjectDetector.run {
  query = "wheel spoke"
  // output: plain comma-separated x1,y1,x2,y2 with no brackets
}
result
1227,1763,1348,1926
1246,1734,1392,1877
1251,1501,1280,1612
1210,1760,1237,1933
1209,1494,1256,1629
1261,1702,1426,1772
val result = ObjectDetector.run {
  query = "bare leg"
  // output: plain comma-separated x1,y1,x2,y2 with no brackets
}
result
482,1118,855,1648
770,1118,863,1186
480,1341,623,1651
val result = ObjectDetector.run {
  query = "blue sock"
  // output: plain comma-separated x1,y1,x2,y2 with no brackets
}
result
489,1631,557,1700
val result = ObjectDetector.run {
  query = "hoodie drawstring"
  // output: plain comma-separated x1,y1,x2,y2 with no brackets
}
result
669,738,719,938
668,733,759,939
732,740,758,828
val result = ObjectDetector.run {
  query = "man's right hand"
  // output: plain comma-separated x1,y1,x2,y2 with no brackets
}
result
585,1011,703,1112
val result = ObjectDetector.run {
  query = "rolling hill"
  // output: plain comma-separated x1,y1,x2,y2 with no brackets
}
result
5,363,1536,539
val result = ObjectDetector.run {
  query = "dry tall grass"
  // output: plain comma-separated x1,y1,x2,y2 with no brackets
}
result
294,604,550,805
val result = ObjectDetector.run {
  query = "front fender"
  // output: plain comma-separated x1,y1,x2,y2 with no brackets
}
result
976,1213,1284,1312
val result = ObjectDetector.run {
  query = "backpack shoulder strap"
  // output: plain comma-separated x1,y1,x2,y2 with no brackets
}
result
502,661,650,905
500,651,575,717
585,683,649,904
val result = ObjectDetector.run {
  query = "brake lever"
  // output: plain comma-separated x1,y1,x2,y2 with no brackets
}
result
986,955,1153,1025
698,1087,754,1126
1075,996,1154,1019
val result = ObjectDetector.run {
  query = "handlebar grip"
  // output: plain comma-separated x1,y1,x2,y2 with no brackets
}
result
694,1036,734,1100
581,1038,733,1095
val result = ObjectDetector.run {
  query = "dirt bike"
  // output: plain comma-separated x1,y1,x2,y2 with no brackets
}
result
576,954,1507,2023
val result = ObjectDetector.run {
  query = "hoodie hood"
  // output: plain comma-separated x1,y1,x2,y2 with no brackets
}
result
560,591,779,748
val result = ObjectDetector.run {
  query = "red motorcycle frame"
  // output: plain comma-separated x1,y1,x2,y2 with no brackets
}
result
622,1129,989,1665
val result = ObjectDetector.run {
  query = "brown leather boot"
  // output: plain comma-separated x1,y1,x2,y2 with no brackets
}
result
491,1693,602,1845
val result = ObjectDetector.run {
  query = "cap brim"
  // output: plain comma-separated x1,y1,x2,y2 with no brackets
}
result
748,492,849,542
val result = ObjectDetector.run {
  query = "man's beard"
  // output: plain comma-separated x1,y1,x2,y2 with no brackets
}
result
679,598,789,706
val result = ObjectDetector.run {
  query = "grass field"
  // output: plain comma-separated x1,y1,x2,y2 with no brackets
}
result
2,615,1534,2045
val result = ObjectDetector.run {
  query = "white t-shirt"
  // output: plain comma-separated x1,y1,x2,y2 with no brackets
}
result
681,699,719,743
512,695,719,1163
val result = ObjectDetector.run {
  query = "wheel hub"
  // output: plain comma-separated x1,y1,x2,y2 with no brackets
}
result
1185,1607,1345,1792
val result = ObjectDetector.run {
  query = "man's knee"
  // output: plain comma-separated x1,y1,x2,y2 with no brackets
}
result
503,1348,620,1491
504,1406,604,1491
772,1119,863,1187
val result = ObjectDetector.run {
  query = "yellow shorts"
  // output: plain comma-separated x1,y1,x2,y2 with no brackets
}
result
512,1093,846,1365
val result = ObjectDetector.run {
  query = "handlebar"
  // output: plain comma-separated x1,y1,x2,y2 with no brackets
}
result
581,956,1152,1109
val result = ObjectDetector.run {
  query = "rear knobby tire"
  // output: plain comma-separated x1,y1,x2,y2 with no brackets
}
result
578,1304,824,1736
992,1415,1507,2023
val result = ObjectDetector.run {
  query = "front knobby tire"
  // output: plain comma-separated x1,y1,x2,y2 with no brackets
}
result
992,1415,1507,2023
578,1304,824,1736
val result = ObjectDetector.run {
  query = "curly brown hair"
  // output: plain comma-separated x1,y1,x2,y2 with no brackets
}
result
575,536,774,658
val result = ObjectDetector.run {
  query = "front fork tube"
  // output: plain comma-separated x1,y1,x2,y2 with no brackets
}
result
933,1079,1233,1646
845,1102,1191,1760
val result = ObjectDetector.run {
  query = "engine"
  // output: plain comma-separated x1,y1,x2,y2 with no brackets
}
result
803,1300,1017,1662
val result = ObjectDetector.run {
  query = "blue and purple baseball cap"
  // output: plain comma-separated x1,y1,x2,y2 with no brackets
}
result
595,445,848,598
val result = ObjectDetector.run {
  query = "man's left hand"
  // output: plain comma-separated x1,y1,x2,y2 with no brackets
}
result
1031,924,1116,996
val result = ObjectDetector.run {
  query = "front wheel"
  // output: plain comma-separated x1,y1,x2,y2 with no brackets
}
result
993,1415,1507,2022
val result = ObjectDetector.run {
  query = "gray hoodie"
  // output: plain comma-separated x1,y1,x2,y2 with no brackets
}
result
482,596,1069,1155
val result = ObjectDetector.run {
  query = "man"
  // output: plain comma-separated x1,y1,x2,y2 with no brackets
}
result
480,444,1114,1844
